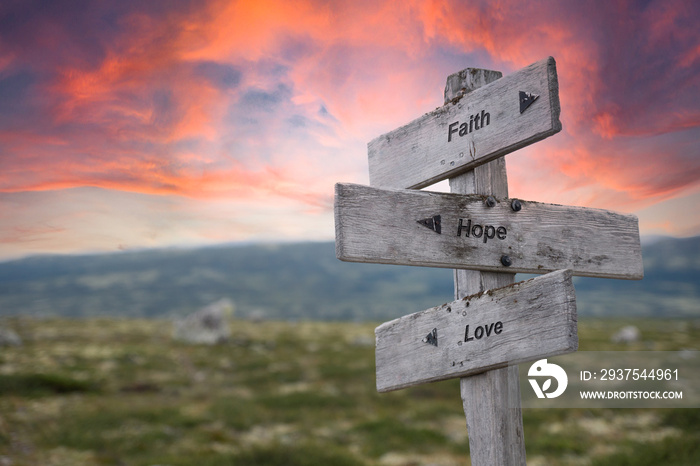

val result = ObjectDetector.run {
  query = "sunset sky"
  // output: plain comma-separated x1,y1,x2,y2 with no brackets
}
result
1,0,699,260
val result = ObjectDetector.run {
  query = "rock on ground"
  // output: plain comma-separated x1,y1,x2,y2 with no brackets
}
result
611,325,641,344
173,299,234,345
0,327,22,346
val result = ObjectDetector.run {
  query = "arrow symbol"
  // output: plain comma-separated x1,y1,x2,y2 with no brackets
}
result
519,91,539,114
422,328,438,347
417,215,441,234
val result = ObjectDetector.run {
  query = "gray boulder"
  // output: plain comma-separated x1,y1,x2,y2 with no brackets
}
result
173,299,233,345
611,325,640,344
0,327,22,347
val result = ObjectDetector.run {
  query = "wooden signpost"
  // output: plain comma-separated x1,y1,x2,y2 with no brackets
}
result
376,269,578,392
368,57,561,190
334,57,643,465
335,183,643,279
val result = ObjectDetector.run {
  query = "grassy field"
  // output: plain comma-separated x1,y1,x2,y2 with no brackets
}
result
1,317,699,465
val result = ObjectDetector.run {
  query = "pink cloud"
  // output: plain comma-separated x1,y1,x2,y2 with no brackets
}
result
0,0,699,259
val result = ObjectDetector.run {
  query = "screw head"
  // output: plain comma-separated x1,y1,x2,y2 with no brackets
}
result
511,199,522,212
486,196,497,207
501,255,512,267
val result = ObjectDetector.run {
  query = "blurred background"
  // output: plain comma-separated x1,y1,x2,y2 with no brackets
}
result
1,0,699,464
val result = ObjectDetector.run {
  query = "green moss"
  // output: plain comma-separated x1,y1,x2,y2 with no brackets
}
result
660,409,700,432
229,443,365,466
353,418,449,457
592,436,700,466
210,396,265,430
0,373,99,396
1,317,699,466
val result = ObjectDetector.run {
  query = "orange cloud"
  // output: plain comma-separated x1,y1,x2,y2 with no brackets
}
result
1,0,699,260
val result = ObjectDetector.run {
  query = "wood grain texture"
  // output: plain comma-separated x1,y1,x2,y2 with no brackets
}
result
334,183,643,280
444,68,503,105
375,269,578,392
461,366,525,464
368,57,561,190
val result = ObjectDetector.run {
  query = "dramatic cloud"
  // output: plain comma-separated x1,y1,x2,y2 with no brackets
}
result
0,0,698,258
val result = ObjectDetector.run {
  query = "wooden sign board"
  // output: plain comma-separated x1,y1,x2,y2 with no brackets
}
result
368,57,561,190
375,269,577,392
335,183,643,280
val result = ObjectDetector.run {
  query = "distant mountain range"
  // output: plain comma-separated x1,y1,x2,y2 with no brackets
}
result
1,236,698,321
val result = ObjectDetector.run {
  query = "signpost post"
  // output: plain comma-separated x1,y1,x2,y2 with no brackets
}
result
334,57,643,465
447,67,529,465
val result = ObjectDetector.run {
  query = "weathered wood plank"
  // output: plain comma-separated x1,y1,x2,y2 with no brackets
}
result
334,183,643,280
368,57,561,189
375,269,578,392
